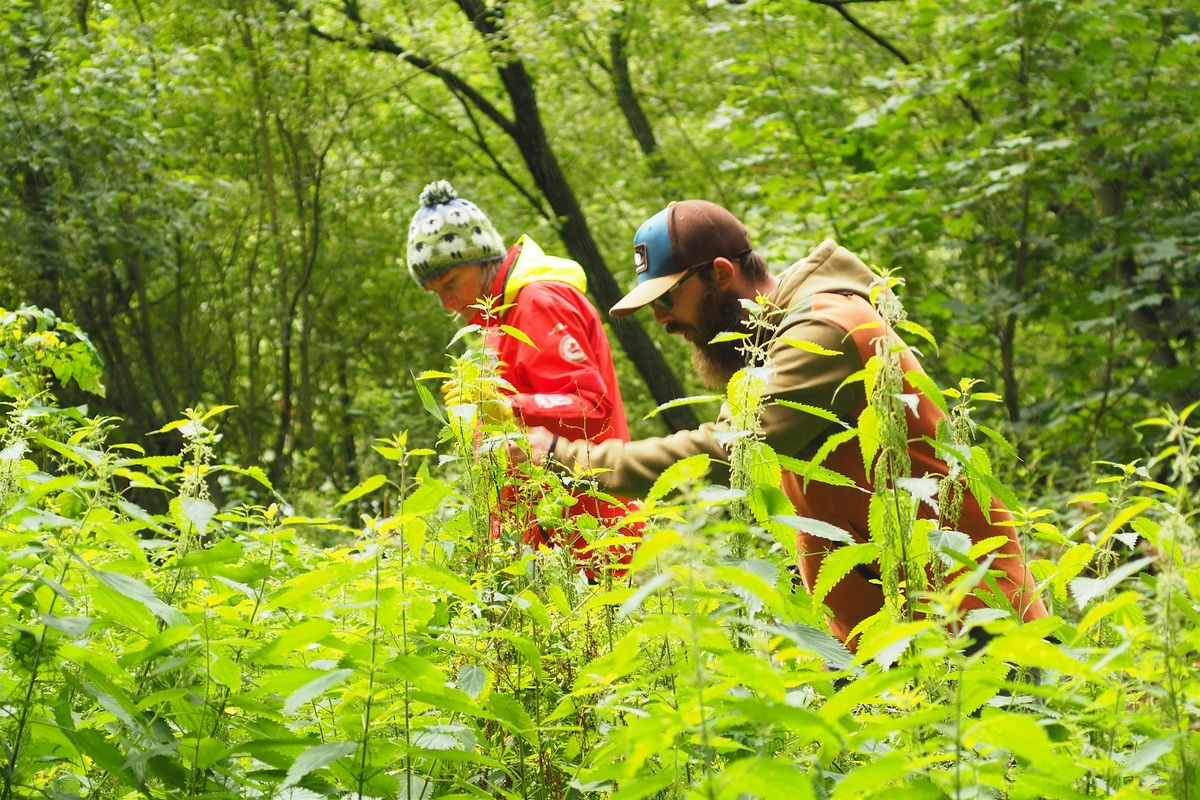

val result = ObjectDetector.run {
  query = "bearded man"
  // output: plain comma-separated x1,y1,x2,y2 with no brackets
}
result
516,199,1047,647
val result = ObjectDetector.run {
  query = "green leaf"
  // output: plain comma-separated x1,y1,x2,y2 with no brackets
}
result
896,320,939,354
178,496,216,537
772,515,857,544
776,454,856,488
1069,555,1156,610
447,323,482,349
456,665,488,699
857,408,880,475
335,473,387,507
40,613,93,638
643,394,721,420
282,741,357,788
771,399,845,426
813,542,879,606
647,453,711,502
284,669,353,715
93,570,186,627
709,331,751,344
499,324,539,349
779,337,842,356
488,694,535,741
903,370,947,416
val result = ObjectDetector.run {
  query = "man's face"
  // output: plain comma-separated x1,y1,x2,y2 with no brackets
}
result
423,263,488,319
652,270,748,388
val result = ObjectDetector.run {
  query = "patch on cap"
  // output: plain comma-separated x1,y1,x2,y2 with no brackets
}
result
634,243,649,275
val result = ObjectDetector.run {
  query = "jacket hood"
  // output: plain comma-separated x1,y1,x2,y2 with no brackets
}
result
771,239,880,309
503,235,588,306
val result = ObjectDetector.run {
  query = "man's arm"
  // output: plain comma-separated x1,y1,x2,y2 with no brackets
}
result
542,315,863,497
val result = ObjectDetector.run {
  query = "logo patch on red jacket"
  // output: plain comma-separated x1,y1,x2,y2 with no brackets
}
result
559,334,586,363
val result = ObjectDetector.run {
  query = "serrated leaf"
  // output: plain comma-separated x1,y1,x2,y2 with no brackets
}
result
284,669,353,715
1069,555,1156,610
93,570,185,627
447,324,481,349
282,742,357,788
618,572,674,620
903,370,947,416
643,394,721,420
178,497,216,537
499,324,539,349
813,542,879,606
896,320,938,354
772,515,856,544
771,399,845,427
779,337,842,356
335,474,387,507
456,665,488,699
709,331,751,344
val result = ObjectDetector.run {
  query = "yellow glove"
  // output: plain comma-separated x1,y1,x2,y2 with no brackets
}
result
442,378,514,426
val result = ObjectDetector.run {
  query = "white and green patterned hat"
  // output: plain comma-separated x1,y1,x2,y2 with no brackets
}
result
406,180,505,285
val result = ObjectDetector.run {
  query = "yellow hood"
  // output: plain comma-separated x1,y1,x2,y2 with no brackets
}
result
502,235,588,305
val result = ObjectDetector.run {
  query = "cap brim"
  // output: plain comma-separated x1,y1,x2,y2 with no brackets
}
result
609,271,689,317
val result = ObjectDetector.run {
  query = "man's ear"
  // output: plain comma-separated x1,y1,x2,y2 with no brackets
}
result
711,256,737,289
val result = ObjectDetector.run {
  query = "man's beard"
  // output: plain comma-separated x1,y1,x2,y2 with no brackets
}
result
691,282,751,389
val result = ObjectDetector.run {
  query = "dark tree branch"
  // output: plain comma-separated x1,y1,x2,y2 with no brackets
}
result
808,0,983,124
274,0,517,138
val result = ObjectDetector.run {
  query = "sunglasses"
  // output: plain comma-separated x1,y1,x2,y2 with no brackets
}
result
651,265,704,312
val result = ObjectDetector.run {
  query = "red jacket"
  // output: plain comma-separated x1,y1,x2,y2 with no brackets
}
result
468,236,638,563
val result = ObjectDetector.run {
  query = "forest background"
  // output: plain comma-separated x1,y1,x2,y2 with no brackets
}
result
3,0,1196,503
2,2,1200,799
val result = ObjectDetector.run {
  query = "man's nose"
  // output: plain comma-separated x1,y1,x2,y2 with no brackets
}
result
652,305,671,325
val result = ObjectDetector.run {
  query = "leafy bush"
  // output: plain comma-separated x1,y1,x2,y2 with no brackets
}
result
1,303,1196,799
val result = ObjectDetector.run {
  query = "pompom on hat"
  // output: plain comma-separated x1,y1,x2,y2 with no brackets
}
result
406,180,505,285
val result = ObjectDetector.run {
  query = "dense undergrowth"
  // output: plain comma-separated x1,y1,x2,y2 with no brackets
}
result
1,303,1197,799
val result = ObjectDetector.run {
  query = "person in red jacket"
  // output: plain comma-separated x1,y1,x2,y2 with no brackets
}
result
406,180,638,570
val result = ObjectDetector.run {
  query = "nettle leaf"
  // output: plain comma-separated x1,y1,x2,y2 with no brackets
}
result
335,473,387,507
813,542,879,606
447,323,481,349
929,529,971,568
93,569,186,627
775,454,856,489
412,724,476,752
709,330,750,344
643,393,721,420
771,399,845,427
40,613,93,638
281,741,357,788
717,756,814,800
896,320,939,354
456,665,488,699
857,407,880,474
617,572,674,620
1069,555,1156,610
647,453,711,502
499,324,539,350
488,694,535,741
772,515,856,544
284,668,353,715
896,476,940,515
779,337,841,356
177,496,216,537
855,620,933,669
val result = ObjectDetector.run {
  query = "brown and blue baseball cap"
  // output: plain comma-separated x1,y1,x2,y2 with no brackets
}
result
610,200,752,317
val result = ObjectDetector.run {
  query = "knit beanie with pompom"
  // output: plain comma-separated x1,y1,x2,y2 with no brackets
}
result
406,180,505,285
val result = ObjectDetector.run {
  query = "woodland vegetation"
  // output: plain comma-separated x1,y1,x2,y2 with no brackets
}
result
1,1,1198,798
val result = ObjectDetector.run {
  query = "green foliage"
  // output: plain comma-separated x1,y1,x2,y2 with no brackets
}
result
3,299,1197,800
